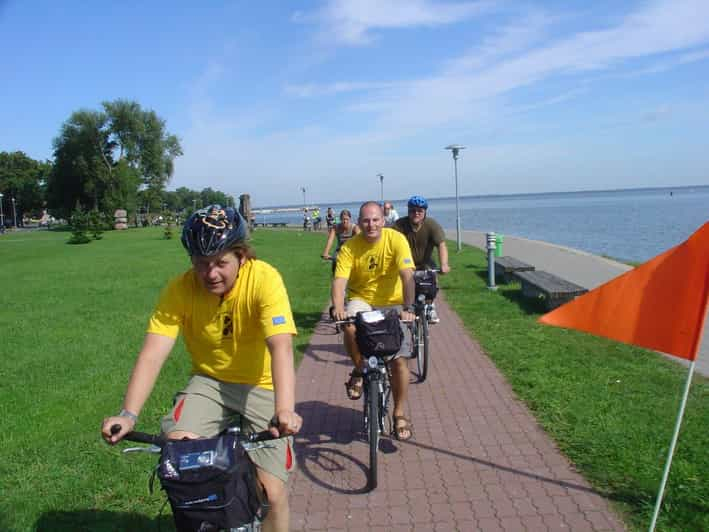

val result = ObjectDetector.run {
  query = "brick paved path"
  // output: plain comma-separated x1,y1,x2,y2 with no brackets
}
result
288,295,626,531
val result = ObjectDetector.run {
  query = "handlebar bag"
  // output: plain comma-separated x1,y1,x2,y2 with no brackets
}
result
156,432,265,531
414,270,438,301
355,309,403,357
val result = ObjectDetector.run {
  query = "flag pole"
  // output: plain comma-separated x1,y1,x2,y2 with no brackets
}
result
648,360,696,532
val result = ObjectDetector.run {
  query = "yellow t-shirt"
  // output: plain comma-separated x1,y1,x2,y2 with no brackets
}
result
335,228,414,306
146,259,297,390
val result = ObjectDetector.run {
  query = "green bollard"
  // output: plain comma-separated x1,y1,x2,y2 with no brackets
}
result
495,234,504,257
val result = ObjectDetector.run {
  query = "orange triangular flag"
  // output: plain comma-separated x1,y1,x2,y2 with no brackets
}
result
539,222,709,361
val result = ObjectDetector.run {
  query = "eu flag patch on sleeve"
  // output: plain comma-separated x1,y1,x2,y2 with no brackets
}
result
404,258,412,264
272,316,286,325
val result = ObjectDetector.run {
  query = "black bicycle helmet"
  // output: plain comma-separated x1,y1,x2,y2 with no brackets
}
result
407,195,428,209
181,204,247,256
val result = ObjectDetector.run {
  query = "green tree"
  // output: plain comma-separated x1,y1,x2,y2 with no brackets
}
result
68,202,91,244
0,151,51,224
200,187,234,208
47,100,182,220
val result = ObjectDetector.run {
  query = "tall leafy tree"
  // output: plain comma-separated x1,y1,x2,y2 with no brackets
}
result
0,151,51,224
47,100,182,219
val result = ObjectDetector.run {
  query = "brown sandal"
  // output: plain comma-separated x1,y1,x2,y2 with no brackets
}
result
345,370,363,400
392,415,413,441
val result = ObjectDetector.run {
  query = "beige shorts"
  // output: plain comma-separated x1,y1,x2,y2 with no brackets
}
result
345,299,413,359
161,374,295,483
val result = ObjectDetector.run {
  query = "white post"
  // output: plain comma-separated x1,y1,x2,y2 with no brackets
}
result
648,361,696,531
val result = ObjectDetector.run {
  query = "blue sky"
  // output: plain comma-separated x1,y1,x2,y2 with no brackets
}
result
2,0,708,206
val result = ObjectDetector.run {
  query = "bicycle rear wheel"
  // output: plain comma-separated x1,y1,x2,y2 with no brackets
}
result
366,377,380,491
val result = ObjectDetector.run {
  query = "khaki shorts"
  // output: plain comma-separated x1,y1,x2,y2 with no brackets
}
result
161,374,295,483
345,299,413,359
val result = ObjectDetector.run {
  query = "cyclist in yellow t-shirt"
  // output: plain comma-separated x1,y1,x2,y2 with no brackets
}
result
101,205,301,532
332,201,416,441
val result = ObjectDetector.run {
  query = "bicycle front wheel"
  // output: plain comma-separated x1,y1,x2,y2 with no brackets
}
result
418,315,429,382
367,377,380,491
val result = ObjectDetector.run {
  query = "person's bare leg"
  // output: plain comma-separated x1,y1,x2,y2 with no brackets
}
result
390,358,412,439
257,468,289,532
343,324,363,369
343,324,364,398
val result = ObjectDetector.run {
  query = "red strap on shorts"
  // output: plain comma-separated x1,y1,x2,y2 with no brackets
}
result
286,442,293,470
173,397,185,422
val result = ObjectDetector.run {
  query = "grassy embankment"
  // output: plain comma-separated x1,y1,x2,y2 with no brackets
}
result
442,243,708,532
0,228,705,531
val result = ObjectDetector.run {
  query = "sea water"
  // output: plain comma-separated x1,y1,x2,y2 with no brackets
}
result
257,186,708,263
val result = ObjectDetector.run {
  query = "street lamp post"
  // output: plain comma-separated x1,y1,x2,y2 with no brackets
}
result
11,196,17,228
0,193,4,229
377,174,384,204
445,144,466,252
301,187,306,209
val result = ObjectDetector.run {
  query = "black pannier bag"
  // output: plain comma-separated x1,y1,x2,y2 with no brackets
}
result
156,432,266,532
414,270,438,301
355,309,403,357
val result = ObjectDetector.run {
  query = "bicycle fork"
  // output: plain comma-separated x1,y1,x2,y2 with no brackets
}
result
363,359,391,437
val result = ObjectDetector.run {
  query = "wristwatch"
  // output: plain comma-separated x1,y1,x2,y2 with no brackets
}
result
119,408,138,423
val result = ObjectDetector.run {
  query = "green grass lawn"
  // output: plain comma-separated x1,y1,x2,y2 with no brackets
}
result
0,227,330,531
0,229,706,531
441,243,708,532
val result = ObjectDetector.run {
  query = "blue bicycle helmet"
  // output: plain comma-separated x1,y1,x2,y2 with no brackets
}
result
181,204,247,256
407,195,428,209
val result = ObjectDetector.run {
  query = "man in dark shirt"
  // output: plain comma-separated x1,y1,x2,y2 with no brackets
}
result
393,195,450,322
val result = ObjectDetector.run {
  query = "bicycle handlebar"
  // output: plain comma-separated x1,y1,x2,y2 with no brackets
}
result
333,316,414,325
110,422,281,449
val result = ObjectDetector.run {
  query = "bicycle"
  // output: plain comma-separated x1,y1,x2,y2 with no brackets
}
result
335,311,409,491
109,420,281,532
411,269,439,383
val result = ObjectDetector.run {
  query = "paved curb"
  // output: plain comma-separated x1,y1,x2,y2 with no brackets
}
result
289,297,626,531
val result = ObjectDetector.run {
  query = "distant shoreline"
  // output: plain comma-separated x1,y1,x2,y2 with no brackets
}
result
256,183,709,211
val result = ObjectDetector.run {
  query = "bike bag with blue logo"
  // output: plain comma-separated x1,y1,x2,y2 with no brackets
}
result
355,309,403,357
156,432,266,531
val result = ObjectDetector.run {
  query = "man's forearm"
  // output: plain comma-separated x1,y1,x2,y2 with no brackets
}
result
123,333,175,415
332,277,347,310
400,269,415,306
438,242,449,270
268,335,296,414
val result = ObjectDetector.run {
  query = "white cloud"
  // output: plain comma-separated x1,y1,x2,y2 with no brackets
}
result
284,80,400,98
173,0,709,204
296,0,492,45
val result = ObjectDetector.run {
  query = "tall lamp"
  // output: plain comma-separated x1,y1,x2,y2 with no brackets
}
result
445,144,465,252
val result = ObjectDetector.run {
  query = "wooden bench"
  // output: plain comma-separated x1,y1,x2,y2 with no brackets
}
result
515,270,588,310
494,256,535,283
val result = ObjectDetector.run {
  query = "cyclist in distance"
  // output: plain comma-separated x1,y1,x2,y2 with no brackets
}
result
331,201,416,441
101,205,301,532
393,195,450,323
321,208,360,274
